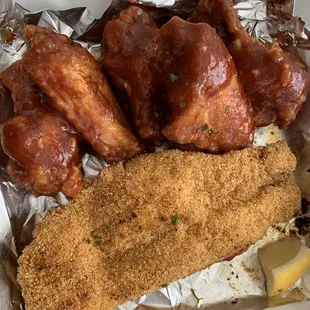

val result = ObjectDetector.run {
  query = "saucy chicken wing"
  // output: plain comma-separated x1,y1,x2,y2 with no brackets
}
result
191,0,309,128
158,17,254,153
102,6,164,145
0,61,83,197
23,25,144,164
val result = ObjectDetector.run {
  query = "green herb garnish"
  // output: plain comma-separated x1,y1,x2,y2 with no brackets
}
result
38,265,44,271
225,105,230,112
171,215,180,225
209,129,216,137
170,73,178,83
95,236,102,244
202,124,209,131
180,101,186,108
87,239,91,244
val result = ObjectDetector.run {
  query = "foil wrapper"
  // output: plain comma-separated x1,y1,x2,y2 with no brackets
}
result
0,0,310,309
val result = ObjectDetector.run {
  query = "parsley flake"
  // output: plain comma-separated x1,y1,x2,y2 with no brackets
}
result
171,215,180,225
209,129,216,137
180,101,186,108
87,239,91,244
38,265,44,271
225,105,230,112
95,236,102,244
201,124,209,131
170,73,178,83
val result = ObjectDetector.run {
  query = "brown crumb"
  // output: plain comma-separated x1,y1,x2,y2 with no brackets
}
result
18,142,300,309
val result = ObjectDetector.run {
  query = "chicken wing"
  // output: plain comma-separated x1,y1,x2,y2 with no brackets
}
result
23,25,144,164
158,17,254,153
0,61,83,197
191,0,309,128
18,141,300,309
0,60,45,115
102,6,164,145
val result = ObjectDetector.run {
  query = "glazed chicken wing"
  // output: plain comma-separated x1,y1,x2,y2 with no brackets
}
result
0,61,83,197
191,0,309,128
102,6,164,145
158,17,254,153
23,25,144,164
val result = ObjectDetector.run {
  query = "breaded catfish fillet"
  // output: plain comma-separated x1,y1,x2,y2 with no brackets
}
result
18,142,300,309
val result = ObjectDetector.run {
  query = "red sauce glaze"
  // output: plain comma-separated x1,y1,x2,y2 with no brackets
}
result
0,61,83,197
191,0,309,128
24,25,144,163
229,38,309,128
158,17,254,153
102,6,164,145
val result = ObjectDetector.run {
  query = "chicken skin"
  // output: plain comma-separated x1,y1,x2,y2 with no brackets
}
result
0,61,83,197
23,25,144,164
191,0,309,128
158,17,254,153
102,6,164,146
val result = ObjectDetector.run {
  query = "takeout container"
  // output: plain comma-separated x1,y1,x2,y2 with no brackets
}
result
0,0,310,309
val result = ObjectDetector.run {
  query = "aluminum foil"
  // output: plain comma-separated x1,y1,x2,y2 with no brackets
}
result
0,0,310,309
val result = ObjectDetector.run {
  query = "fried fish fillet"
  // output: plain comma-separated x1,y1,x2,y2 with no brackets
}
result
18,142,300,309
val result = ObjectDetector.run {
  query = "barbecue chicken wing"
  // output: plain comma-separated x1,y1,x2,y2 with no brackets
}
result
23,25,144,164
158,17,254,153
0,61,83,197
191,0,309,128
102,6,164,145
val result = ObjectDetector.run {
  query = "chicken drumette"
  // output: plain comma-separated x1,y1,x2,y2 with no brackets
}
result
0,61,83,197
102,6,164,145
191,0,309,128
158,17,254,153
23,25,144,164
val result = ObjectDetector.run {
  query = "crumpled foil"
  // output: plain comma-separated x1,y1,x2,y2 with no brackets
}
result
0,0,310,309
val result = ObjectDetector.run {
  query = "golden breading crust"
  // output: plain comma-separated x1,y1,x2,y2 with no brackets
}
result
18,142,300,309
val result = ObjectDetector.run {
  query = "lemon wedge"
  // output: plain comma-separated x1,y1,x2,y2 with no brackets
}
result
268,288,305,307
258,237,310,297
